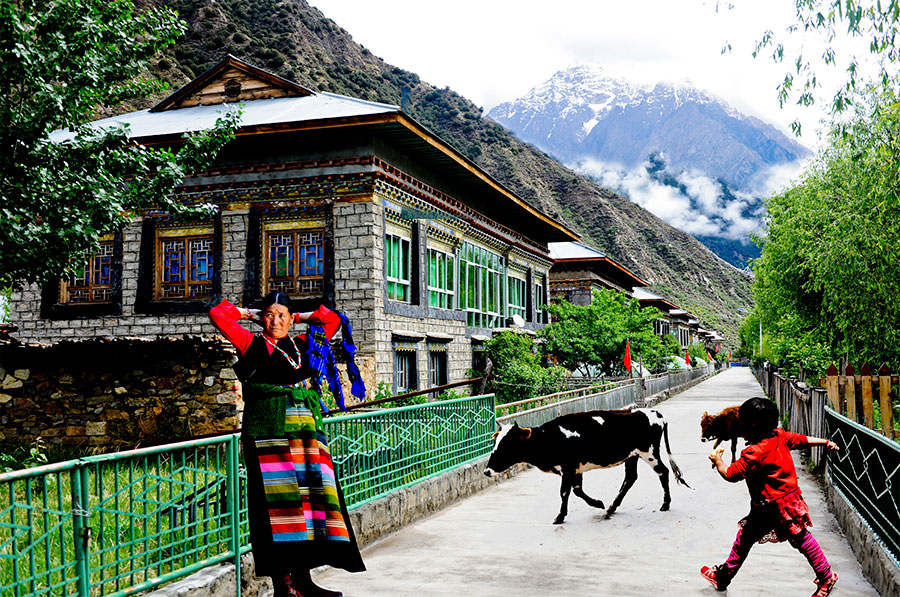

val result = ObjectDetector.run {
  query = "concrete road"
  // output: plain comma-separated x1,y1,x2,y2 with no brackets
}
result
317,368,879,596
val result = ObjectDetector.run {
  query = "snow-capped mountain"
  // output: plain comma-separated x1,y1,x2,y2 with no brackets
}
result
488,64,809,191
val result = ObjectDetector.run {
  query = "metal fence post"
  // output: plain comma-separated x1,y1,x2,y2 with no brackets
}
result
70,465,91,597
226,435,242,597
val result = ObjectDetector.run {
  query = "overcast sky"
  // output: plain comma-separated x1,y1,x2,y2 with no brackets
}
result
308,0,874,148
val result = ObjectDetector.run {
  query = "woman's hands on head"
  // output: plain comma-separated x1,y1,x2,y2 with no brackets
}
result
242,308,261,322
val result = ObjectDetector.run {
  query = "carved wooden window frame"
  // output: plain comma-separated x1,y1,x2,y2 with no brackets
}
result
261,218,325,298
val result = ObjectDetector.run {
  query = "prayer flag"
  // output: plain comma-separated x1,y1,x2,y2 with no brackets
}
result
685,348,691,366
624,338,632,374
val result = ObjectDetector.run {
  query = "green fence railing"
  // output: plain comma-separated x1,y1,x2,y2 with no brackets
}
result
825,406,900,565
1,394,496,596
0,434,249,597
327,394,497,507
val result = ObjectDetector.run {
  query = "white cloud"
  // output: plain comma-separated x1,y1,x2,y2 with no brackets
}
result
575,156,772,240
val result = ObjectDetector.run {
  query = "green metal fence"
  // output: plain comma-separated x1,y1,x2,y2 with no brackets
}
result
0,394,496,596
825,406,900,565
0,434,249,597
327,394,497,507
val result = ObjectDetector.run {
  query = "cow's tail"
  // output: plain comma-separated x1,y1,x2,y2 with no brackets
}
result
662,417,692,489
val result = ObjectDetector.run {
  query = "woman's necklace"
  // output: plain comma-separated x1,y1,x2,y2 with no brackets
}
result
263,335,303,370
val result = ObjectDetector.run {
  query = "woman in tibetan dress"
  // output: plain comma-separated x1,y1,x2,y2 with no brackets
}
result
209,292,365,597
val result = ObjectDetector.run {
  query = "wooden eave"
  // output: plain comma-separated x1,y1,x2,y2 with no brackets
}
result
638,298,679,313
551,256,647,288
150,55,314,113
131,110,579,244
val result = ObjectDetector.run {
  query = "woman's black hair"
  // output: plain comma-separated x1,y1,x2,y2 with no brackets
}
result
259,291,293,313
739,397,779,443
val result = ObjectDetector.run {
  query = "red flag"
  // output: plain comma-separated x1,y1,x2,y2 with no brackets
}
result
728,351,732,361
685,348,691,366
624,338,632,374
707,351,714,361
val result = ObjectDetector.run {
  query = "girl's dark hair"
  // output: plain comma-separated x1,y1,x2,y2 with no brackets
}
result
259,291,293,313
739,397,779,443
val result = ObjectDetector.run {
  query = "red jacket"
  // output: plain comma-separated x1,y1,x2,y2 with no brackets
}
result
725,429,809,502
208,299,339,356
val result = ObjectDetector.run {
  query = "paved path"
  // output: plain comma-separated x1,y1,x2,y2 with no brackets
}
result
317,368,879,596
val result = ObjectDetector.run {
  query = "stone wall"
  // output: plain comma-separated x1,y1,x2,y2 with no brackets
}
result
0,336,377,448
0,337,242,447
826,481,900,596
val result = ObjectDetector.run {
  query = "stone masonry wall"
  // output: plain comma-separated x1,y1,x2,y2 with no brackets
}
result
0,337,242,448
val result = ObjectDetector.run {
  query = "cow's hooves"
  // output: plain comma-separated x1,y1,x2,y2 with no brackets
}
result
553,517,566,525
597,501,605,510
604,510,616,520
660,503,670,512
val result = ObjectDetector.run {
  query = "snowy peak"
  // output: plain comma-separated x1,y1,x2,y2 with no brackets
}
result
488,64,807,190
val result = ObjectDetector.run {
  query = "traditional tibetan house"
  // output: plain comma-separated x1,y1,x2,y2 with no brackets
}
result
547,241,647,306
9,56,578,405
631,287,679,341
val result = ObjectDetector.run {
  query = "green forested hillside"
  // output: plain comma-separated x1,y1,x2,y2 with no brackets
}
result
126,0,752,339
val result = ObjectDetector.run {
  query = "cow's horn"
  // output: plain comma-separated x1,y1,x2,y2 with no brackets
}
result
521,427,532,439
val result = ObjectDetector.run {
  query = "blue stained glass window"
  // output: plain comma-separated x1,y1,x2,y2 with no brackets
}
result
265,227,324,296
158,233,213,299
64,238,115,304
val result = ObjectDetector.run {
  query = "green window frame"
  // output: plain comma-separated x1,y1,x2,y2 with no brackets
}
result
534,276,548,324
427,248,455,309
507,275,527,320
458,242,504,328
386,231,412,302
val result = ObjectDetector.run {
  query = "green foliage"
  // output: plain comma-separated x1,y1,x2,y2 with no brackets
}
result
0,0,239,288
0,437,48,472
661,333,682,356
753,89,900,375
371,380,427,409
436,389,464,401
538,289,664,376
687,343,709,364
745,0,900,134
486,331,567,404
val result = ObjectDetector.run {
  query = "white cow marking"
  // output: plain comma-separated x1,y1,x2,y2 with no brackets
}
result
559,426,580,439
636,408,665,430
593,416,605,426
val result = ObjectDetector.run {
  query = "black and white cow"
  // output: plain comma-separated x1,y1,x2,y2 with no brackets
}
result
484,408,690,524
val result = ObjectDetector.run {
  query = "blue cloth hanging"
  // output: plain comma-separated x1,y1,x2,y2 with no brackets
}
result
305,311,366,411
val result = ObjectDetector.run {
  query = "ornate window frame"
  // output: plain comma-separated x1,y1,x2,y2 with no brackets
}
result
262,217,326,298
40,231,124,319
135,215,222,315
458,241,504,329
385,221,412,304
426,243,455,310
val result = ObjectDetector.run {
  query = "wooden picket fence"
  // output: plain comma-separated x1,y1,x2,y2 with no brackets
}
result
824,363,900,439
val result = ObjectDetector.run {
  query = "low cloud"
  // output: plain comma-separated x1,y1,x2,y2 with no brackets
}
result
574,155,802,241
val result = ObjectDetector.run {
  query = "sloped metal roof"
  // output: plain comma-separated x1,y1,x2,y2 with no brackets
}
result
51,93,398,142
548,241,606,260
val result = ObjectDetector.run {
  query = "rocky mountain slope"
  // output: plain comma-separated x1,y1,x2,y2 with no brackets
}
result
126,0,753,338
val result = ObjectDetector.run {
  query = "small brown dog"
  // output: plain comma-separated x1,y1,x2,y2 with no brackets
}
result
700,406,742,464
